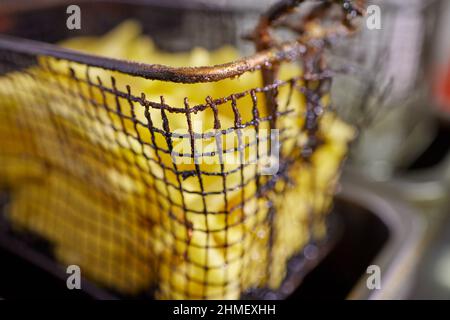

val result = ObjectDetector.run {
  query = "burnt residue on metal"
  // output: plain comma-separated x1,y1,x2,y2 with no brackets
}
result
247,0,365,291
0,34,306,83
0,1,364,84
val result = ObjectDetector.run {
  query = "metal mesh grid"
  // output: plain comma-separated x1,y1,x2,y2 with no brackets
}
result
0,0,360,299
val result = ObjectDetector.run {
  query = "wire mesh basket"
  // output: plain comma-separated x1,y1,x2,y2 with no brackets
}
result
0,0,364,299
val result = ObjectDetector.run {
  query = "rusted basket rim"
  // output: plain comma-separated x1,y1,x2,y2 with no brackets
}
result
0,34,307,84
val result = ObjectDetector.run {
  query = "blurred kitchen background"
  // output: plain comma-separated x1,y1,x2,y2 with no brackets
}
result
0,0,449,299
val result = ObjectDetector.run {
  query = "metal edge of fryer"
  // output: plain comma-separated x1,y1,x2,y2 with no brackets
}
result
342,171,427,300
